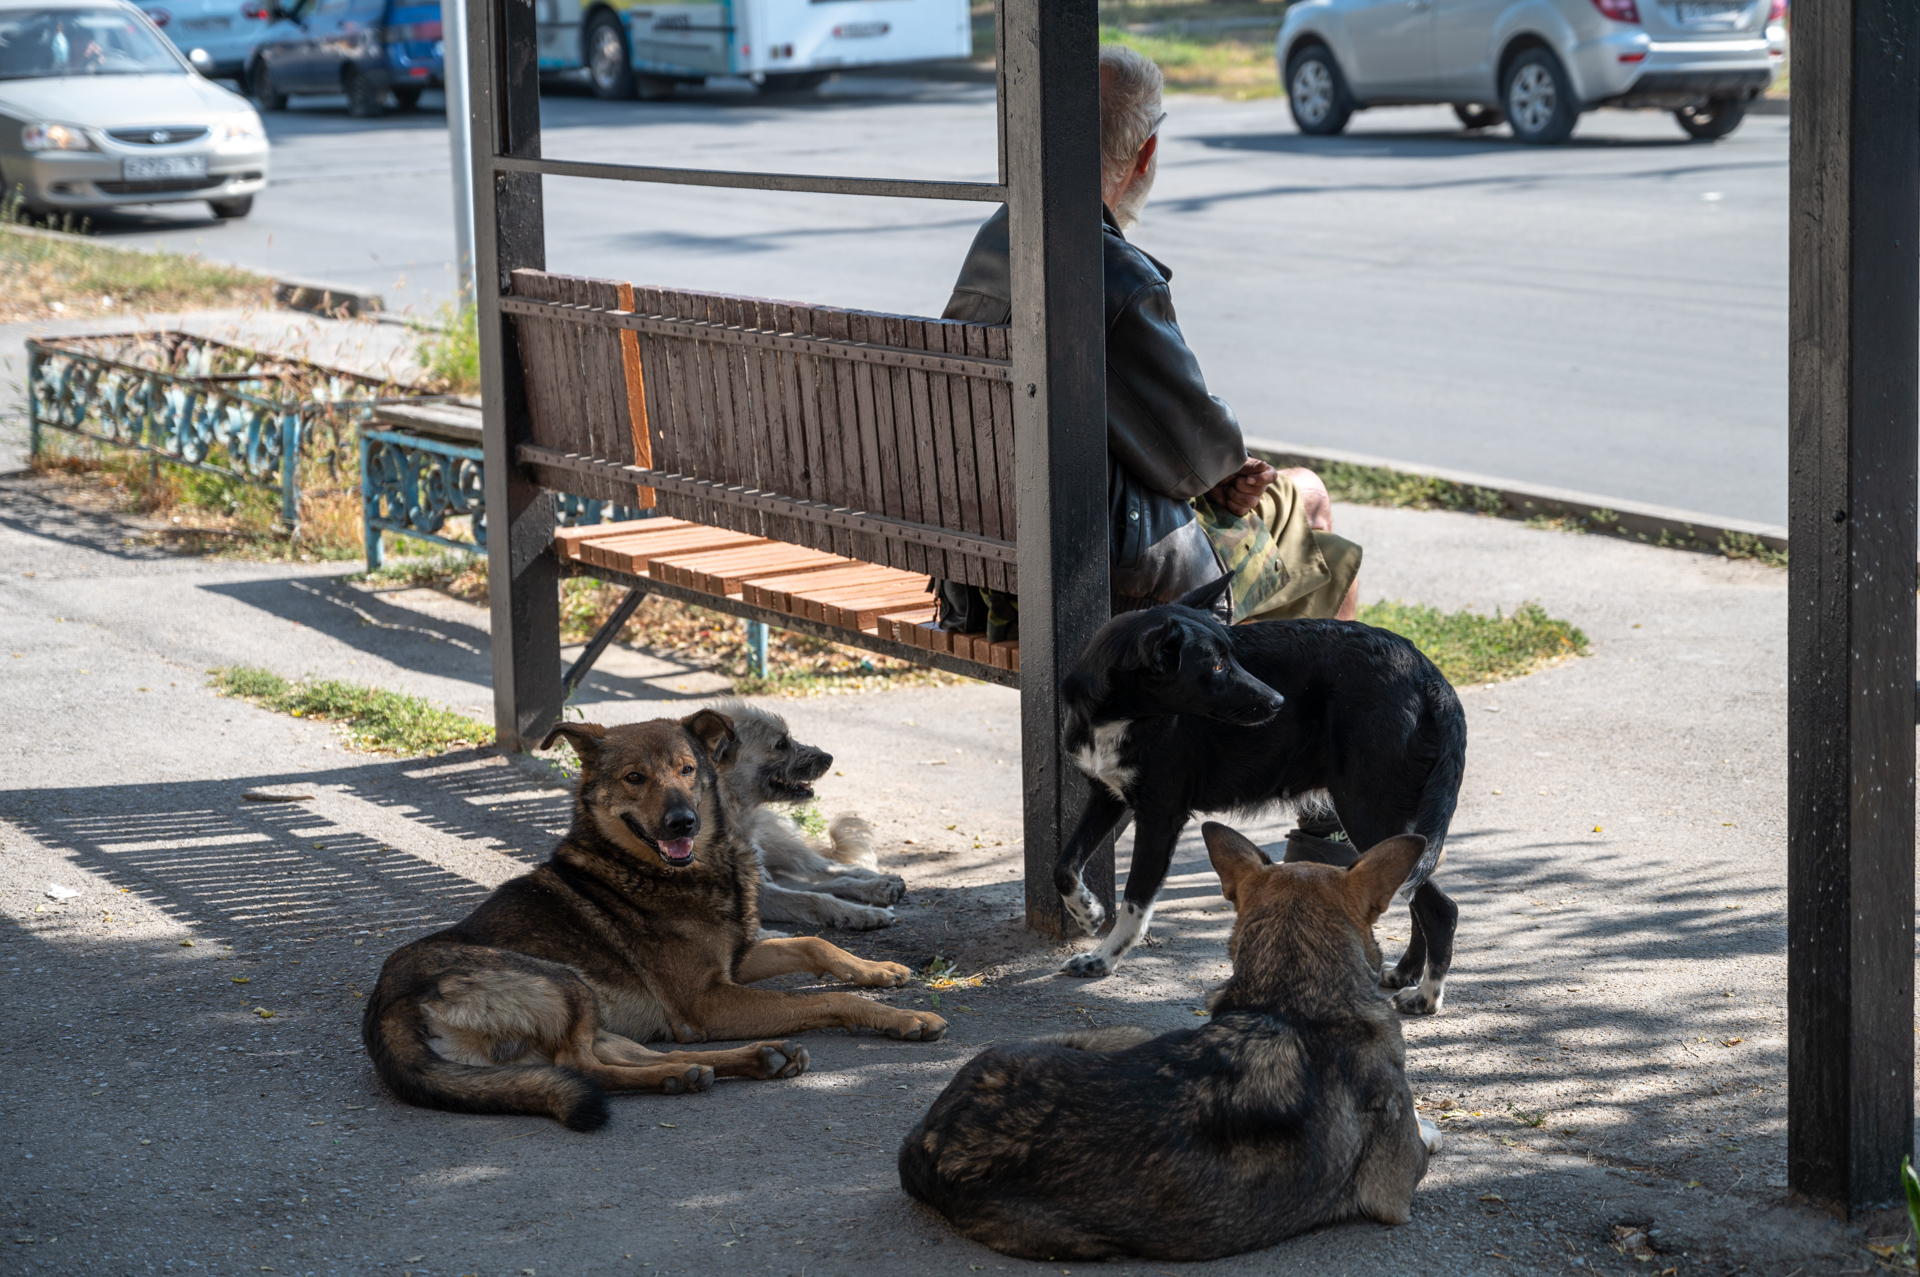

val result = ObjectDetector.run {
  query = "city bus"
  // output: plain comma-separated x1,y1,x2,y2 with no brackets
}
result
536,0,974,98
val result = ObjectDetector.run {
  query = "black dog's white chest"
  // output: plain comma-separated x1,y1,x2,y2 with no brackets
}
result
1068,720,1135,799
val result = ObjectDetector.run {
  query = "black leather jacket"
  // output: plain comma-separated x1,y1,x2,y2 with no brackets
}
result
942,205,1238,612
941,204,1248,500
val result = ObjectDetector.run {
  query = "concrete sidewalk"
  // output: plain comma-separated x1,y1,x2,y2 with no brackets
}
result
0,474,1887,1277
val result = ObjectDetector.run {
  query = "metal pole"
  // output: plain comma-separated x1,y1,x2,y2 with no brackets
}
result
746,620,768,678
1785,0,1919,1217
443,0,476,306
473,0,562,752
1003,0,1109,936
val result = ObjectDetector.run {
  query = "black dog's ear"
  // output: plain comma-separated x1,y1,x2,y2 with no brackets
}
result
1174,575,1232,615
681,709,737,763
541,722,606,769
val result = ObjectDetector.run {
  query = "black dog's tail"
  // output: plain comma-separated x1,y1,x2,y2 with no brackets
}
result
1403,673,1468,895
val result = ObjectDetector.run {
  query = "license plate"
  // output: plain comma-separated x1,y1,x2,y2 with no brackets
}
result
123,155,207,180
1675,1,1743,23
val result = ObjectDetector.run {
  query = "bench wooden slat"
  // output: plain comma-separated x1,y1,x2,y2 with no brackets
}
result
872,313,917,577
934,320,985,586
915,318,959,585
580,525,768,573
555,517,697,562
985,324,1018,594
822,588,937,632
899,315,943,581
647,543,854,595
742,563,907,613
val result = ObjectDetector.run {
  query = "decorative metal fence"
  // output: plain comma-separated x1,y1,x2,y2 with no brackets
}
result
27,331,441,529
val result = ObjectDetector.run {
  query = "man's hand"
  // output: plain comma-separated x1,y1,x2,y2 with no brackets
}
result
1206,456,1277,519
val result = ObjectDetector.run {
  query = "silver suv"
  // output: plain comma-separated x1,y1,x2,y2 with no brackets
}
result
1277,0,1784,143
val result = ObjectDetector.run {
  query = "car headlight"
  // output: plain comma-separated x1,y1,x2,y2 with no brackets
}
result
20,123,94,152
215,112,266,144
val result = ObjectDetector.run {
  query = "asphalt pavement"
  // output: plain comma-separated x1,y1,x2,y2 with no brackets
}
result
79,77,1787,526
1,474,1881,1276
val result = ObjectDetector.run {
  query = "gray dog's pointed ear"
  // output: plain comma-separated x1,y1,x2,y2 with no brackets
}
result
541,722,607,769
1174,574,1232,615
681,708,737,763
1344,835,1427,921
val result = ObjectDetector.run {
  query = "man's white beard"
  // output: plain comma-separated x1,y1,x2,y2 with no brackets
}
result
1111,151,1157,232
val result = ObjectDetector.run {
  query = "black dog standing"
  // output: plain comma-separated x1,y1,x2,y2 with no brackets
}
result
1056,578,1468,1013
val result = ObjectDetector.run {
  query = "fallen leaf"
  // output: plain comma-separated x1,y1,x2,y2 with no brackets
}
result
254,1007,275,1019
232,977,250,984
139,1139,150,1145
1488,1253,1510,1261
404,1257,424,1263
1478,1192,1504,1202
179,940,195,947
1592,825,1603,833
659,1123,677,1129
1683,1179,1702,1189
1721,1038,1742,1047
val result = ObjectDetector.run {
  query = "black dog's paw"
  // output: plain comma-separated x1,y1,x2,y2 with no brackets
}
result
1061,951,1112,979
1377,965,1418,992
1060,885,1106,938
1391,984,1443,1016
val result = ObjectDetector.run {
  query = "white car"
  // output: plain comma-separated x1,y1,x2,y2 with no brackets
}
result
0,0,269,218
1277,0,1784,143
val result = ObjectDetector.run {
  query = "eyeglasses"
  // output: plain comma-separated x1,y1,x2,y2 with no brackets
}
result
1150,111,1168,137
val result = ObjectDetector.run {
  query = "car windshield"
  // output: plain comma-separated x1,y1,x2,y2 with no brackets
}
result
0,7,182,79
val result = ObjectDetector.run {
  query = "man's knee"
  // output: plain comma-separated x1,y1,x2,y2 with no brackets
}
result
1277,466,1334,533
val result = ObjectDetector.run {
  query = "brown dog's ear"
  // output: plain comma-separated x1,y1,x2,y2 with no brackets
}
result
1203,821,1269,906
1343,835,1427,922
540,721,606,769
681,709,736,763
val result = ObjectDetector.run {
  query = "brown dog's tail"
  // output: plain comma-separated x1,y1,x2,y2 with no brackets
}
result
361,994,609,1132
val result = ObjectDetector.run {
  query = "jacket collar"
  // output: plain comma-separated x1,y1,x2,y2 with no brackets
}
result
1102,203,1173,283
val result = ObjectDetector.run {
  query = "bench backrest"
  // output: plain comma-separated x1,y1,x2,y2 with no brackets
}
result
505,268,1019,594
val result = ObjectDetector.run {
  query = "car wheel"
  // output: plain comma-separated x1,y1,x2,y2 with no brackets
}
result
208,195,253,219
1287,45,1353,137
392,85,422,110
586,10,635,100
250,60,287,111
761,71,829,94
1675,97,1747,140
1453,102,1503,130
1502,47,1577,144
344,66,387,117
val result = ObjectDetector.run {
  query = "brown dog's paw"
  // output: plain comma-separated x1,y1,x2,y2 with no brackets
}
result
883,1011,948,1042
842,959,911,988
662,1064,715,1095
752,1041,809,1079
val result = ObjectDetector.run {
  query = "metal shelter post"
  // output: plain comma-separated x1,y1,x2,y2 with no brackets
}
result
443,0,476,306
1003,0,1110,935
471,0,561,753
1786,0,1919,1217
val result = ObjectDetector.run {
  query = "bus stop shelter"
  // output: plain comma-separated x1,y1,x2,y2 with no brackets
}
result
464,0,1920,1220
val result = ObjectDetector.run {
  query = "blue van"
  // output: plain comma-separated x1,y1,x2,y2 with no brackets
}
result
246,0,441,115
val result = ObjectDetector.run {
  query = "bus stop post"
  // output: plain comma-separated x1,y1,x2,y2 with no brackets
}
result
472,0,563,753
1003,0,1111,937
1786,0,1919,1217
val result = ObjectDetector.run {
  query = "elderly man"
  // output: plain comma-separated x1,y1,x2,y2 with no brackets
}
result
936,45,1360,635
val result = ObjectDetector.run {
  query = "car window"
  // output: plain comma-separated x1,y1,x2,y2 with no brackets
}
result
0,7,184,78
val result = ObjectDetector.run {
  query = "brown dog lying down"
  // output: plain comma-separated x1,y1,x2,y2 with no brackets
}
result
362,711,947,1131
898,822,1440,1261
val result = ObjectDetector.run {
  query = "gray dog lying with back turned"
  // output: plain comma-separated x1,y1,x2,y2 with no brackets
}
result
710,698,908,930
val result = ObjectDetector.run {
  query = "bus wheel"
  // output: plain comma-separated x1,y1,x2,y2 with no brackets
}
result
586,11,635,100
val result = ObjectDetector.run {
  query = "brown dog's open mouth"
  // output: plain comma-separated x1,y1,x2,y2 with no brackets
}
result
658,837,695,867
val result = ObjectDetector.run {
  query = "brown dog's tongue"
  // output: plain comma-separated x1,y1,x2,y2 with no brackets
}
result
660,838,695,863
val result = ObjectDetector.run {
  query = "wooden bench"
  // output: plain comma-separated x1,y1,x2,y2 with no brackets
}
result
504,268,1021,688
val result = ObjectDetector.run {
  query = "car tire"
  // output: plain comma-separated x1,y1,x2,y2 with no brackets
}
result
208,195,254,219
250,60,287,111
762,71,830,94
1675,97,1747,140
344,66,386,117
1286,45,1353,137
392,85,422,110
586,10,635,100
1453,102,1503,130
1503,47,1577,144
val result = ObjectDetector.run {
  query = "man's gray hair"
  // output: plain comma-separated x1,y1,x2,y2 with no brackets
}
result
1099,45,1165,190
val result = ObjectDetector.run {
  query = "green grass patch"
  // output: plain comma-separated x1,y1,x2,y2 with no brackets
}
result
412,300,480,396
211,665,493,755
1318,460,1504,515
1099,23,1282,99
0,203,271,320
1719,531,1787,569
1359,600,1587,687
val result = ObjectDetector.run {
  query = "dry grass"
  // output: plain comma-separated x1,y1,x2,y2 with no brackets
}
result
0,220,271,323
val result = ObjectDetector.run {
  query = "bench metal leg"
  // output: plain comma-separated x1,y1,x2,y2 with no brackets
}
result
746,620,768,678
563,585,647,699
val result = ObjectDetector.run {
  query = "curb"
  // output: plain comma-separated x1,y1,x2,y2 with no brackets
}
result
1245,437,1787,559
1752,96,1789,116
273,277,386,319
